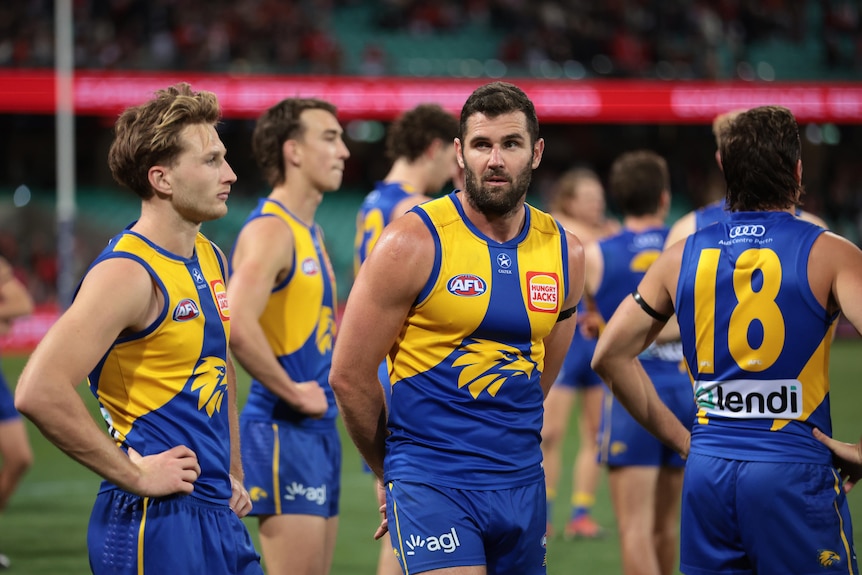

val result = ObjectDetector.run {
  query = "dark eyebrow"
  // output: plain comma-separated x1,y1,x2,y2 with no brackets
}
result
469,132,525,145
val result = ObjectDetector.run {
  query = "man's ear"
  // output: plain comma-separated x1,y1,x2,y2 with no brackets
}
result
531,138,545,169
454,138,465,169
148,165,172,198
283,138,301,168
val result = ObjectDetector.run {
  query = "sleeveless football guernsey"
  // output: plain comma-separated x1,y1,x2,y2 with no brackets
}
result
385,192,569,488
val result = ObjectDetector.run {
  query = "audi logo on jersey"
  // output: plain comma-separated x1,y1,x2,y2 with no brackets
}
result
729,224,766,238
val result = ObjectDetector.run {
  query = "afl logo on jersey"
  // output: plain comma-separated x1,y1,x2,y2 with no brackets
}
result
301,257,320,276
447,274,487,297
527,271,559,313
173,299,200,322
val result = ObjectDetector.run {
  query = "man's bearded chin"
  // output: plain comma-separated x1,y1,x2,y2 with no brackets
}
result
463,165,532,217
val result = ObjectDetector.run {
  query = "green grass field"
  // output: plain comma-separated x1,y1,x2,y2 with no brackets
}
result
1,339,861,574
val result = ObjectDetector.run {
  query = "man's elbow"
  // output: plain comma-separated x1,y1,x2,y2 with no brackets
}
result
590,348,610,381
330,362,370,404
14,378,41,421
328,365,349,398
590,359,617,396
227,321,257,357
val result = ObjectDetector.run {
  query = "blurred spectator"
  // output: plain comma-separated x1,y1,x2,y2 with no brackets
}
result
3,0,858,81
300,24,343,73
359,43,388,76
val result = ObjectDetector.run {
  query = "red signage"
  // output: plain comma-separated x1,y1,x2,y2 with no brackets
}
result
0,304,60,354
2,69,862,123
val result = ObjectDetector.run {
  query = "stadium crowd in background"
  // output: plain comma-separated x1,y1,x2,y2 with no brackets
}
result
2,1,860,80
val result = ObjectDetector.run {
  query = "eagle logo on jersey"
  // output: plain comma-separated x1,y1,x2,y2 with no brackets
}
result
249,486,269,502
818,550,841,567
316,306,336,354
452,339,537,398
189,357,227,417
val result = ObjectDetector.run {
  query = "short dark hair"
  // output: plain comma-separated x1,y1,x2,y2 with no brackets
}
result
252,98,338,187
386,104,458,163
720,106,802,212
108,82,221,199
459,81,539,144
608,150,669,217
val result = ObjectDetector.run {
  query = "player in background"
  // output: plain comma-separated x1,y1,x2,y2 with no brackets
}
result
540,167,619,539
227,97,349,575
15,82,261,574
0,256,34,569
354,103,459,276
593,106,859,574
354,102,459,575
588,151,693,575
664,109,827,248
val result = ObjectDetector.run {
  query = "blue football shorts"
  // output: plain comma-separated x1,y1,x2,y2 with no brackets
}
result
679,453,858,575
88,489,262,574
598,366,695,468
240,418,341,518
0,365,20,422
386,479,548,574
554,329,603,390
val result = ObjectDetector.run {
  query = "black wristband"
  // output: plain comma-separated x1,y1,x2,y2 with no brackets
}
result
631,291,671,322
557,306,577,323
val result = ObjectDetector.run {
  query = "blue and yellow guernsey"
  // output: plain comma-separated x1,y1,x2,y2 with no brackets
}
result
235,199,338,426
354,181,419,274
676,211,836,463
594,227,683,378
694,200,728,231
87,230,233,503
385,192,569,488
694,199,807,232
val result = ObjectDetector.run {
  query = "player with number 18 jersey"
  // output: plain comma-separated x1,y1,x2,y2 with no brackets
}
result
675,210,855,574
